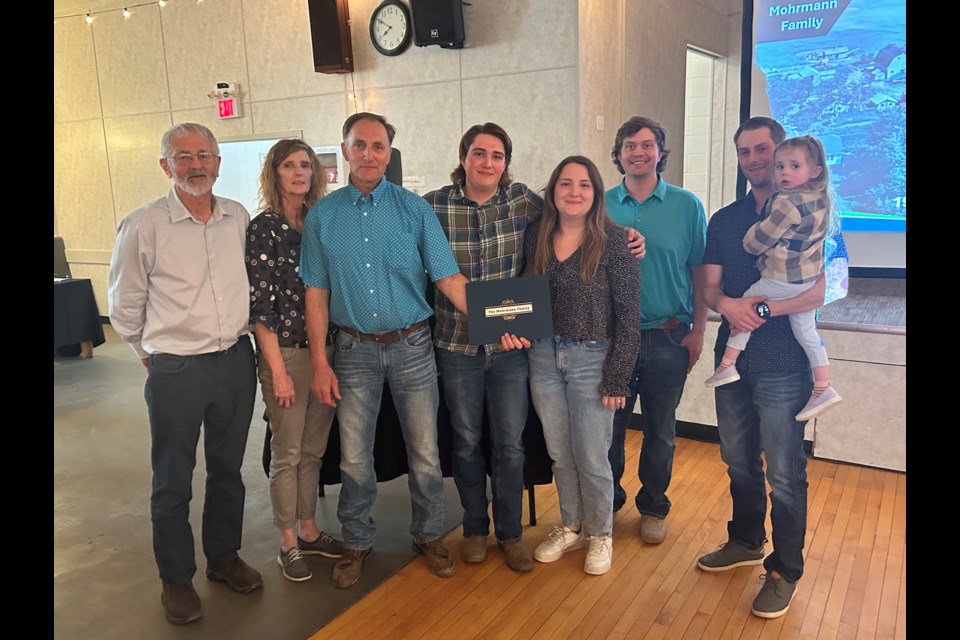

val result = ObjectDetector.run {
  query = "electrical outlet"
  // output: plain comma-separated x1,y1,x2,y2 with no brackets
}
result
596,115,604,131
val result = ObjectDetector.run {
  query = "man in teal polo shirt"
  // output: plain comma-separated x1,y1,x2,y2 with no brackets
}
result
606,116,708,545
300,112,469,589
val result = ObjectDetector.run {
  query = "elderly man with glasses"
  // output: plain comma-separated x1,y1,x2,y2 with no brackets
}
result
108,123,261,625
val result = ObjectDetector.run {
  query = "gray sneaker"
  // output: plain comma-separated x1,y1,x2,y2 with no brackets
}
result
278,547,312,582
696,539,765,572
751,571,797,618
705,363,740,388
298,531,345,558
640,515,667,544
795,385,842,421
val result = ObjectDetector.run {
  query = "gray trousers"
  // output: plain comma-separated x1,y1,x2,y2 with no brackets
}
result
727,276,829,368
258,344,336,530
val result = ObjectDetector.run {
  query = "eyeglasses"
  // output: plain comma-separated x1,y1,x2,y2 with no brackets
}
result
168,151,217,166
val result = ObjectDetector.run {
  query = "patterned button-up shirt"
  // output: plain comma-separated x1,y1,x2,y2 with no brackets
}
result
743,182,828,285
425,182,544,355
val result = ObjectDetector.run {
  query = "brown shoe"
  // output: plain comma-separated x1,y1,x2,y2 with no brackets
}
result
161,580,203,625
205,556,263,594
333,548,372,589
498,539,533,573
460,535,488,563
415,538,456,578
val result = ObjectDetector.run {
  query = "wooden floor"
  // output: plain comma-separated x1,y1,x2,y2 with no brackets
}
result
311,431,906,640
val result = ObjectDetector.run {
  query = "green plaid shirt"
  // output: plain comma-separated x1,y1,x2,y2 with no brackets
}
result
425,182,543,355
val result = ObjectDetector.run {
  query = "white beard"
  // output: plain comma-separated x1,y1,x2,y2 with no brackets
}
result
174,172,216,197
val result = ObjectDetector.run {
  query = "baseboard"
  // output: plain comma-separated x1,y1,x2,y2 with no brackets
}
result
849,266,906,279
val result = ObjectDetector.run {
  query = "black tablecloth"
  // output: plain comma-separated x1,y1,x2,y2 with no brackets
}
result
54,278,106,356
262,382,553,488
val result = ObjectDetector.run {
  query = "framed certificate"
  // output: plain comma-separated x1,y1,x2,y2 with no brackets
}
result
466,275,554,346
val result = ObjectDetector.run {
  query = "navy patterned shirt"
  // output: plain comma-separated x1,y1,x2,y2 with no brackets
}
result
703,193,810,374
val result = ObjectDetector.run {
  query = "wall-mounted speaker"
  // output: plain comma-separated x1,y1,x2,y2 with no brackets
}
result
307,0,354,73
410,0,465,49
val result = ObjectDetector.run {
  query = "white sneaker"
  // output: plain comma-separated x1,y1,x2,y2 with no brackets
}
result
584,535,613,575
534,525,585,563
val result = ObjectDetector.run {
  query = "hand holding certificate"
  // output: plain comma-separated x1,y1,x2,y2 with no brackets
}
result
465,275,553,346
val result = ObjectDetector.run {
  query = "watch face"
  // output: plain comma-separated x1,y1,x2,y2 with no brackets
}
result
371,2,411,56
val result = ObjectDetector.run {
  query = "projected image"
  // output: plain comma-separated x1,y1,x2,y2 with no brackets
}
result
754,0,905,232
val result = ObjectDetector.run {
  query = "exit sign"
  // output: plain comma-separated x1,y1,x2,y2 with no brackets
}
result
217,97,241,119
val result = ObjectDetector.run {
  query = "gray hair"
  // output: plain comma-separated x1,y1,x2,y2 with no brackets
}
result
160,123,220,158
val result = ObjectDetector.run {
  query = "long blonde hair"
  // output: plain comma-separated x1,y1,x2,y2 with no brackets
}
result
776,135,840,236
531,156,612,281
258,139,326,215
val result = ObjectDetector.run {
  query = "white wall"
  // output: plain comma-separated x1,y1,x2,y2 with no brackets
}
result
54,0,746,310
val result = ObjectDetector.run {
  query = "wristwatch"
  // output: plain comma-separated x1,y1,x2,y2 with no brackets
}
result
755,302,771,319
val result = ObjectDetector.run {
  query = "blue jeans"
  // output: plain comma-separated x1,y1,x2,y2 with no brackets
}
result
437,348,528,542
529,338,615,537
144,336,257,584
609,324,690,518
333,325,446,549
714,365,812,583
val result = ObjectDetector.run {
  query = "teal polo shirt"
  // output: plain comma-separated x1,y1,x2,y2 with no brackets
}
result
301,177,460,334
606,177,706,329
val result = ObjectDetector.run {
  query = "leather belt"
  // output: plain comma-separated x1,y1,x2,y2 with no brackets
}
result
339,320,428,345
199,334,249,356
649,317,681,330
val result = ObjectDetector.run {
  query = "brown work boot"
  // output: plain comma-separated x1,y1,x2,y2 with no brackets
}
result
205,556,263,593
460,535,488,563
498,539,533,573
161,580,203,625
333,548,372,589
415,538,456,578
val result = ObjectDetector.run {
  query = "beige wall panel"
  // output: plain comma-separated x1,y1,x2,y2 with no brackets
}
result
103,113,174,224
622,0,730,186
171,106,255,140
461,0,577,78
579,0,624,189
54,120,116,253
349,0,460,90
821,329,905,367
161,0,248,111
677,321,720,427
462,69,578,192
249,94,349,149
54,17,101,122
95,7,169,117
813,360,906,472
355,82,463,195
241,0,347,101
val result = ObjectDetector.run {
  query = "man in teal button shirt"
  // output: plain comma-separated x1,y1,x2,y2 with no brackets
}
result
605,116,708,546
300,112,469,589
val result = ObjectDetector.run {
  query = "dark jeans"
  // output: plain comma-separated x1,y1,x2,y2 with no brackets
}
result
609,324,690,518
714,365,812,583
144,336,257,584
436,348,528,542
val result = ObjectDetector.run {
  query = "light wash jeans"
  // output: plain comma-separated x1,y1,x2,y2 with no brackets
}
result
528,338,614,537
436,348,529,542
333,325,446,550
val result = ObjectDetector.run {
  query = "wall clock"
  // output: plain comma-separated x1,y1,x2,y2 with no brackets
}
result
370,0,412,57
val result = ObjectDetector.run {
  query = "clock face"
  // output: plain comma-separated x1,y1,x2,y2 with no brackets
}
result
371,1,411,56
